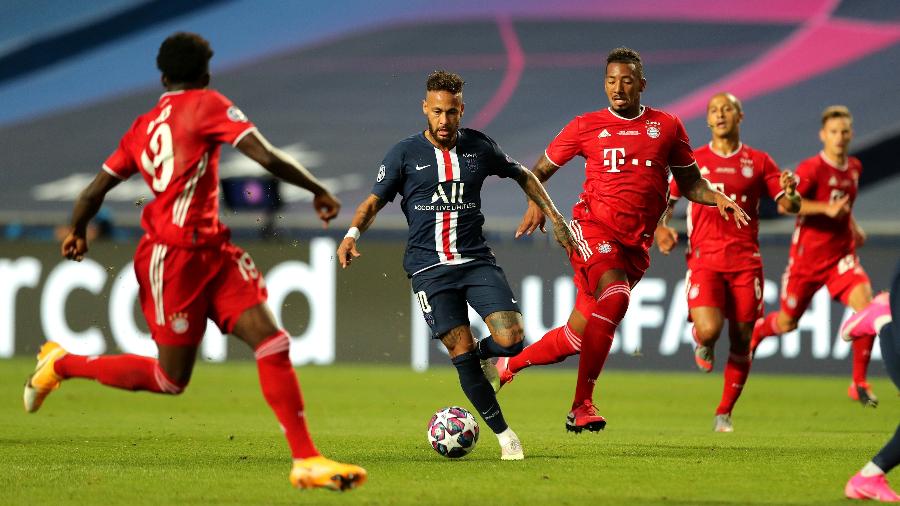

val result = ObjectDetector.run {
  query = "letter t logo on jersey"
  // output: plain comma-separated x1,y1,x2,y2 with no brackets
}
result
603,148,626,173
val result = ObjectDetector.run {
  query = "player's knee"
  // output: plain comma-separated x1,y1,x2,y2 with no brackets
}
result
779,317,799,333
694,321,723,344
154,364,189,395
593,281,631,324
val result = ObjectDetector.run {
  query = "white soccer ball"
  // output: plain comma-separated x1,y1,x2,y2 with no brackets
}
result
426,406,479,458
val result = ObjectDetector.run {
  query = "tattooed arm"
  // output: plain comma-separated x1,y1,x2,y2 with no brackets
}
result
513,163,576,256
515,153,564,237
336,194,387,268
671,162,750,228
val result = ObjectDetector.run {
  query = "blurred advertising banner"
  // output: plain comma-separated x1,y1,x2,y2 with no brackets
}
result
1,237,897,373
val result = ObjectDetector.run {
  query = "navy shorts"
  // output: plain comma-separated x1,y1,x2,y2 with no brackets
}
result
411,261,520,339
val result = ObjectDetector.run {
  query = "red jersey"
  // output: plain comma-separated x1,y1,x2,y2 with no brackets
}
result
545,106,695,249
670,143,783,272
789,152,861,274
102,89,256,247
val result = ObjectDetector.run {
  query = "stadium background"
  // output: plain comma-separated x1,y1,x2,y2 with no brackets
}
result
2,0,898,375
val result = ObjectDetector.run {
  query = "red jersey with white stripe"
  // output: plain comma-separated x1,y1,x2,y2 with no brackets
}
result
670,143,783,272
545,106,695,250
371,128,521,276
102,89,256,247
789,152,862,275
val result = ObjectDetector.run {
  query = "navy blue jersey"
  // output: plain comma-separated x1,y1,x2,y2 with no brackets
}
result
372,128,522,276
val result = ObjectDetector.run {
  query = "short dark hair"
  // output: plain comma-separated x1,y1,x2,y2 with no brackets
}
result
426,70,464,95
156,32,213,83
607,47,644,79
821,105,852,126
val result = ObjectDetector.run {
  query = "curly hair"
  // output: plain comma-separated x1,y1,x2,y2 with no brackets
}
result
607,47,644,79
156,32,213,84
426,70,465,95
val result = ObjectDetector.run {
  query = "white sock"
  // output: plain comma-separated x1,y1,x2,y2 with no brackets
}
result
496,427,517,446
862,461,885,477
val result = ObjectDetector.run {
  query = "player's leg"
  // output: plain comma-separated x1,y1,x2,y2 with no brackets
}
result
213,244,365,490
846,262,900,500
843,274,877,406
712,269,761,432
25,241,202,412
467,264,525,361
500,311,583,384
566,267,630,433
440,323,523,460
750,264,810,354
690,307,724,373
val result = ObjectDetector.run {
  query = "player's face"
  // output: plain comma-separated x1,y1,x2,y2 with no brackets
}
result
706,94,743,139
423,90,464,148
605,62,645,116
819,117,853,156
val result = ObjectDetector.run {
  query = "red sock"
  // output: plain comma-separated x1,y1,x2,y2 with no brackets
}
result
716,351,752,415
507,324,581,373
255,330,319,459
852,334,876,384
572,282,629,409
53,354,183,393
750,312,782,351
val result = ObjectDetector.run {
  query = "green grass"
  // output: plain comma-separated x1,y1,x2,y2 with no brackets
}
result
0,359,896,505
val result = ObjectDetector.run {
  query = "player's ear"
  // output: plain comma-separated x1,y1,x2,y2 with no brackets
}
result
460,101,465,117
639,78,647,92
161,74,168,89
819,128,827,144
422,99,428,116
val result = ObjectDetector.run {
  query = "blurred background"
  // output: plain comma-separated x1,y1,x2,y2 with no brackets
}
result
1,0,897,373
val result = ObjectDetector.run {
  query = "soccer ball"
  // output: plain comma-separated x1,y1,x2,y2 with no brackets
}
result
426,406,479,458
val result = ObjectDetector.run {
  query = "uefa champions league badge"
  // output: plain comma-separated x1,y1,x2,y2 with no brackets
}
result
226,105,248,122
376,164,386,182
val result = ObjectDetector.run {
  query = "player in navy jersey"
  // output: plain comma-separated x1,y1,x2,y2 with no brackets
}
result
337,70,575,460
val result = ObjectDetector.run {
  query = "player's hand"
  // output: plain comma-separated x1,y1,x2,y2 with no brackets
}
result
654,225,678,255
550,219,577,257
825,195,851,219
61,232,88,261
313,192,341,228
780,170,798,196
714,192,750,229
515,201,546,238
336,237,360,269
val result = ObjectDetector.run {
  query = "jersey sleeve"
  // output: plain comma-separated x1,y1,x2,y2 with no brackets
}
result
667,117,695,168
371,143,405,202
197,91,257,146
484,134,522,179
761,154,785,200
101,128,139,180
794,159,818,198
544,117,582,167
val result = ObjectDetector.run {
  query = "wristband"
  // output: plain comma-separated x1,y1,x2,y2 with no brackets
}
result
344,227,360,240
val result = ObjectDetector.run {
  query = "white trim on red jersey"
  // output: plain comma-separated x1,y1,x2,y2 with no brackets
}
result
149,244,168,325
818,151,849,171
172,152,208,227
707,141,743,158
607,105,646,121
544,149,562,168
231,126,258,147
101,163,126,180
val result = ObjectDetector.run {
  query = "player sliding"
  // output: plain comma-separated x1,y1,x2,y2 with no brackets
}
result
23,33,366,491
337,70,575,459
498,47,749,433
842,268,895,501
655,92,800,432
750,105,879,407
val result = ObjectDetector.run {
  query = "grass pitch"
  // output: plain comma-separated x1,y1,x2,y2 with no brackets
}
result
0,358,896,505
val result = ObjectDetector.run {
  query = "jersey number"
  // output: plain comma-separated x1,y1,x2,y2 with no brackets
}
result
141,106,175,192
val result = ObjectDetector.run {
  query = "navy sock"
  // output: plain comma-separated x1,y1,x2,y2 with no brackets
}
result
874,422,900,473
451,350,508,433
476,335,524,360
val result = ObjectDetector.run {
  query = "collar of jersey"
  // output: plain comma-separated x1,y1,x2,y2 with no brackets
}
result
708,141,743,159
818,151,849,171
607,105,646,121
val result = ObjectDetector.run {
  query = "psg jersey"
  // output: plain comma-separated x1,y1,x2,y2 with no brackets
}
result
372,128,521,276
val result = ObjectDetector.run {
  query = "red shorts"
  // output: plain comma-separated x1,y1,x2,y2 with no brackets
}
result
685,265,764,323
133,236,268,347
780,253,870,319
567,219,649,296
